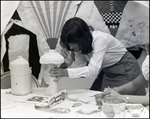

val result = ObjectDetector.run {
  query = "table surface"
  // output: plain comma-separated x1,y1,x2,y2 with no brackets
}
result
1,88,149,118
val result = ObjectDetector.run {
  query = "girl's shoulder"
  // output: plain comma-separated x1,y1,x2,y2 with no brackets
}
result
92,30,105,35
92,30,112,38
92,30,112,42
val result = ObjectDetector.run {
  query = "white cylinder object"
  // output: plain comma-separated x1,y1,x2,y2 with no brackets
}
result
45,64,58,96
10,56,32,95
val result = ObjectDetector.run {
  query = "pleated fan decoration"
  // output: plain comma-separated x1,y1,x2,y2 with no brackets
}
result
27,1,73,49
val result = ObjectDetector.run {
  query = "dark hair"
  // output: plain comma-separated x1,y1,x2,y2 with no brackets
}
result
60,17,93,54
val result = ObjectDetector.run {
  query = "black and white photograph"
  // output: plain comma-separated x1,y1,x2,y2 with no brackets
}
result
1,1,149,118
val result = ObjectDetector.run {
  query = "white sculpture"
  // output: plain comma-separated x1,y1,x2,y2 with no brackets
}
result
40,50,64,96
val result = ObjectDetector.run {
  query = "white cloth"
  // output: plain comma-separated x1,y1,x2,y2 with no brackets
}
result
75,1,110,34
8,35,29,64
115,1,149,48
142,55,149,81
1,1,20,35
67,31,127,79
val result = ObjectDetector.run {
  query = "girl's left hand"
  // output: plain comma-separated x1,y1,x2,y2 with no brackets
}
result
49,67,68,79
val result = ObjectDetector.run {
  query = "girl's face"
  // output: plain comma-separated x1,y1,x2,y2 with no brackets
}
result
68,43,81,52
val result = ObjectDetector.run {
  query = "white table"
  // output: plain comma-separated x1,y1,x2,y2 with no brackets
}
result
1,88,149,118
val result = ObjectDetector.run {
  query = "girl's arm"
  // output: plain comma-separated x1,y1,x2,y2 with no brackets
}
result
121,95,149,106
112,73,147,95
104,89,149,106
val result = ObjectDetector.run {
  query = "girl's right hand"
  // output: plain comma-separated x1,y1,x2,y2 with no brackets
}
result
103,89,124,101
61,49,73,67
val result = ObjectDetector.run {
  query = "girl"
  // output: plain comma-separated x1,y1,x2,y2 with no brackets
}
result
50,17,147,95
103,55,149,106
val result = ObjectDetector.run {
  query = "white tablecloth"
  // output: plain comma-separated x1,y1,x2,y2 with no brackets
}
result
1,88,149,118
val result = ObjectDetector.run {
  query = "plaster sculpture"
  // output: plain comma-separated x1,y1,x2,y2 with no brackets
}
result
40,50,64,96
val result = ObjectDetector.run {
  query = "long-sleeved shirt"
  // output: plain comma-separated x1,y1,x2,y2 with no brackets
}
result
67,31,127,79
142,55,149,81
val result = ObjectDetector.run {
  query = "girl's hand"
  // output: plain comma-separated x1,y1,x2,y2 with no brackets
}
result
103,89,123,101
49,67,68,81
103,87,112,94
61,49,73,67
